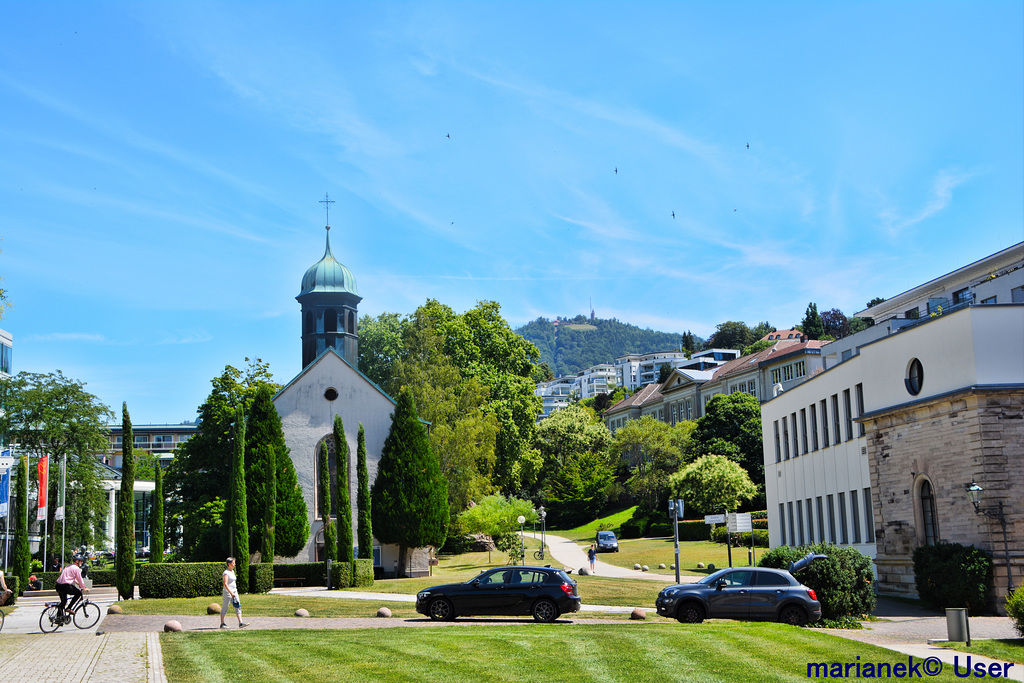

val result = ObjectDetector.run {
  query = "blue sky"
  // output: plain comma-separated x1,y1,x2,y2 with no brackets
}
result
1,2,1021,424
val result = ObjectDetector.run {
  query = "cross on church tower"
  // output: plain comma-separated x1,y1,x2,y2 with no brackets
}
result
319,192,335,228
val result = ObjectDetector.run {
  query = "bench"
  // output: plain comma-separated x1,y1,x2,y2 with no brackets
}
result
273,578,306,588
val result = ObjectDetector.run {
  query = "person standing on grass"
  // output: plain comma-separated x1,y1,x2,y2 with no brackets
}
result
220,557,248,629
587,544,597,574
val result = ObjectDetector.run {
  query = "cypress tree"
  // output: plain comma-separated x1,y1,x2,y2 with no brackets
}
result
230,403,249,589
371,389,448,575
356,423,372,559
318,441,337,562
149,463,164,563
116,402,136,600
12,454,30,593
262,441,276,563
334,416,353,563
274,451,309,558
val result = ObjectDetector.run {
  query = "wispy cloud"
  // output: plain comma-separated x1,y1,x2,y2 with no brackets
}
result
22,332,107,343
878,168,977,237
155,329,213,345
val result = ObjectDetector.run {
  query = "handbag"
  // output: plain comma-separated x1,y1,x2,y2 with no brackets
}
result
232,597,241,608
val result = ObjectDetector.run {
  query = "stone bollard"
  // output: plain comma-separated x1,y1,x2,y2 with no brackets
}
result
630,608,646,620
697,562,705,569
377,607,392,618
207,603,221,615
641,565,649,572
633,563,642,570
658,563,666,569
578,567,589,576
707,563,715,571
164,620,183,632
295,608,310,617
107,604,123,615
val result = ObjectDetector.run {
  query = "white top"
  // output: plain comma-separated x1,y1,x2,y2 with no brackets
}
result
223,569,237,597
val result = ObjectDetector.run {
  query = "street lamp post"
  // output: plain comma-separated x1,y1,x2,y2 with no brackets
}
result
966,480,1015,594
517,515,526,566
539,506,547,561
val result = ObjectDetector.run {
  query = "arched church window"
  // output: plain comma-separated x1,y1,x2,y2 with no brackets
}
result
324,308,338,333
919,479,938,546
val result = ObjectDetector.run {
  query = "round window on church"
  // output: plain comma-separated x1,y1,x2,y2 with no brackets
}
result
905,358,924,396
324,387,339,401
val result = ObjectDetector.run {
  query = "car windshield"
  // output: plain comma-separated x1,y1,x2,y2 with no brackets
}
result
696,568,733,585
597,532,615,540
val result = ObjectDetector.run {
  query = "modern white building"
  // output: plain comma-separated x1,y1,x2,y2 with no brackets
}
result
761,242,1024,611
576,363,617,400
535,376,576,419
0,328,11,380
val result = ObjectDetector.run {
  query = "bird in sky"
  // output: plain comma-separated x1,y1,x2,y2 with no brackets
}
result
614,167,618,174
446,134,450,139
671,211,675,219
746,142,749,149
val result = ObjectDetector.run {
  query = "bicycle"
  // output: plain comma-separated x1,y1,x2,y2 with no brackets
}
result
533,548,546,561
39,596,101,633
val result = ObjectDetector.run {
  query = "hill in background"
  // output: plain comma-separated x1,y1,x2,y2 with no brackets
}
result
516,315,701,377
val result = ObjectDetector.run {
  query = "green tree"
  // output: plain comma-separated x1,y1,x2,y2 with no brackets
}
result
705,321,755,350
866,297,886,308
229,404,249,587
681,331,698,355
750,321,776,340
371,389,448,574
530,362,555,383
166,360,280,560
692,393,765,486
334,416,353,563
669,454,758,515
149,463,164,563
12,454,30,593
613,416,691,512
741,339,775,357
547,451,614,526
801,303,824,340
657,362,674,383
457,494,536,562
116,402,136,600
358,312,410,389
318,441,337,562
820,308,851,339
244,383,306,559
534,403,611,475
356,424,372,559
0,372,112,555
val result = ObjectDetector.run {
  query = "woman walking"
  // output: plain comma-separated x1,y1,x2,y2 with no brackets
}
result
220,557,248,629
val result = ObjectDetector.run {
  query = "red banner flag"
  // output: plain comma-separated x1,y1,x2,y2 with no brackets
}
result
37,456,48,522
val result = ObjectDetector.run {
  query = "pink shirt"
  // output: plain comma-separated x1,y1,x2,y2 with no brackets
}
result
57,563,85,590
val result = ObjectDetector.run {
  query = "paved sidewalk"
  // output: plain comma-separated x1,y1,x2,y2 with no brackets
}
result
534,532,690,582
0,632,159,683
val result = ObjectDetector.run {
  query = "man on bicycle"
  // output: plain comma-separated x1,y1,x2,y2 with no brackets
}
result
56,554,88,615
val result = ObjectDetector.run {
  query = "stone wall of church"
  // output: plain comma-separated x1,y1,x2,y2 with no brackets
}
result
868,389,1023,614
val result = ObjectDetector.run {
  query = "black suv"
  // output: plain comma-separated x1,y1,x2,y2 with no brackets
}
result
416,566,581,622
655,566,822,626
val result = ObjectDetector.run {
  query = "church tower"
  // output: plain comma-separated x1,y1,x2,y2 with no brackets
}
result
297,225,361,368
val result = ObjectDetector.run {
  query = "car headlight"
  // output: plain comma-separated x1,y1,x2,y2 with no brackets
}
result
417,591,430,599
661,589,678,598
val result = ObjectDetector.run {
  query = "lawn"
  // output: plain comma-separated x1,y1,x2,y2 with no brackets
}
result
549,506,637,542
115,594,422,618
594,538,755,576
160,621,973,682
935,638,1024,665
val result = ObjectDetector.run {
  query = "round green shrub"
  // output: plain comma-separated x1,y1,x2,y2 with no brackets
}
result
759,543,876,620
1006,588,1024,637
912,543,992,612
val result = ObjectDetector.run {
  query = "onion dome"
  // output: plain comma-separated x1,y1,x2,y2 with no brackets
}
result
298,226,358,297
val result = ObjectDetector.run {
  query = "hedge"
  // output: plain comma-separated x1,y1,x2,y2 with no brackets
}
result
353,558,374,587
678,520,711,541
1007,587,1024,637
913,543,992,612
620,515,647,539
710,526,769,547
137,562,225,599
759,543,876,620
330,561,352,589
249,563,274,594
273,562,327,586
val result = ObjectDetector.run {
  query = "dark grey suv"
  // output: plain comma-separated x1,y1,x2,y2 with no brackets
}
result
655,567,821,626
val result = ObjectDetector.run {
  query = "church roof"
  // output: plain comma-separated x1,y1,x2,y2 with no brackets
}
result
298,226,359,298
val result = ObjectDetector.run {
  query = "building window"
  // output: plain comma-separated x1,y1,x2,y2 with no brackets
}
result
809,403,819,451
799,409,808,454
0,342,11,375
153,435,174,447
782,418,790,460
850,490,861,543
783,365,794,382
920,479,939,546
134,435,147,446
905,358,924,396
831,395,841,444
855,383,865,437
684,399,692,420
794,360,805,378
826,495,836,543
1012,286,1024,303
981,296,997,304
779,504,786,546
747,380,756,396
773,421,781,463
816,497,825,543
838,492,849,544
952,288,970,305
843,389,853,441
820,399,830,447
790,414,799,458
805,498,814,543
863,488,875,543
905,307,919,319
796,500,805,545
658,409,664,421
787,502,796,548
771,368,782,384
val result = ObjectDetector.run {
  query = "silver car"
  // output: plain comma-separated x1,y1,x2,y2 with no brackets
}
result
655,566,822,626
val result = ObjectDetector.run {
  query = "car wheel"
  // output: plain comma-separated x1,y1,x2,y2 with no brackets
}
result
427,598,454,621
675,601,705,624
779,605,808,627
532,599,559,623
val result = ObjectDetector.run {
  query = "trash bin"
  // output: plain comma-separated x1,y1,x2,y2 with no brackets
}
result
945,608,970,644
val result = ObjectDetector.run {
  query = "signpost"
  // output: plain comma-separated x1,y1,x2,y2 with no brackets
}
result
668,499,684,583
726,512,753,567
